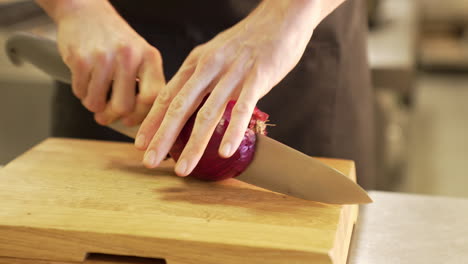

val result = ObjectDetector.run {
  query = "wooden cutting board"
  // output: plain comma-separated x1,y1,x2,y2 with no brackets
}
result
0,138,359,264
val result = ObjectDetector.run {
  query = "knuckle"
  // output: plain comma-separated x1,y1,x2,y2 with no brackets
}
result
72,88,84,98
198,61,212,73
179,64,196,77
61,46,75,65
117,44,134,63
166,95,186,117
93,49,108,64
156,89,171,106
83,97,105,113
182,78,196,90
74,54,90,71
190,45,204,56
233,101,251,114
112,101,133,115
73,89,86,100
72,81,86,96
201,52,222,66
93,102,106,113
94,113,111,126
198,56,209,66
211,50,224,62
63,53,74,66
196,106,216,124
117,42,132,54
145,48,162,61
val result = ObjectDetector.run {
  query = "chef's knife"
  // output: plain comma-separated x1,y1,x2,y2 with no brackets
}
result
6,32,372,204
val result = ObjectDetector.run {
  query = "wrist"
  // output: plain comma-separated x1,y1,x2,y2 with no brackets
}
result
35,0,113,23
256,0,320,35
260,0,344,29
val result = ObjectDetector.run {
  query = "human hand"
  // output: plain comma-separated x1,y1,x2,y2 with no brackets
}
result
52,0,165,126
136,0,318,176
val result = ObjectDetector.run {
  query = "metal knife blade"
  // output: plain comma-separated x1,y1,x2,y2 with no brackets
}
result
237,134,372,204
6,32,372,204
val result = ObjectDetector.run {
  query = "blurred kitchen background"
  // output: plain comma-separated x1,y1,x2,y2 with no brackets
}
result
0,0,467,197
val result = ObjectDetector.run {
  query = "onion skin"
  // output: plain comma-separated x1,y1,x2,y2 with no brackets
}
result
169,100,269,181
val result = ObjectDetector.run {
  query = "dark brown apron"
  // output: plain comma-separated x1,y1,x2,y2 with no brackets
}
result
52,0,376,189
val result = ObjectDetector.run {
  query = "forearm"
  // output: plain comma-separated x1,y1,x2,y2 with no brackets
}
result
298,0,347,28
260,0,346,30
35,0,116,23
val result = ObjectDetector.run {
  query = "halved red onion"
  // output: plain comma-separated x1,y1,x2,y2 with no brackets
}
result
169,100,269,181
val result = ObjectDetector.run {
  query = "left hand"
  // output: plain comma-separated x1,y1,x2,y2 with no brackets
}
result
136,0,317,176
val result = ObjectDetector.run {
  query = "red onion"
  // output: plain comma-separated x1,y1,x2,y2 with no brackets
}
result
169,100,269,181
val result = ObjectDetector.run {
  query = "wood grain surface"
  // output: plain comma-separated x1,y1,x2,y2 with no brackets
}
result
0,138,359,264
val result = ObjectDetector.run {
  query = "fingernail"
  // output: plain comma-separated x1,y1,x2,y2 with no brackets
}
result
135,134,146,149
175,159,188,176
144,150,157,168
220,142,232,157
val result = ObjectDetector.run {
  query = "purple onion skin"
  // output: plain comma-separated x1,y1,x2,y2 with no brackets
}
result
169,101,268,181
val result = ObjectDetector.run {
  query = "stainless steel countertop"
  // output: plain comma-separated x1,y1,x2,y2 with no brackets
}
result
348,191,468,264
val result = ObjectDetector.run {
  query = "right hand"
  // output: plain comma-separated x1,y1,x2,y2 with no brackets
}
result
54,0,165,126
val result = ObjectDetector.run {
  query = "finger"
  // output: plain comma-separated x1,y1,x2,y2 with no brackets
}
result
120,95,153,126
174,58,252,176
137,48,165,105
142,55,223,168
82,51,114,113
69,52,92,100
135,63,196,151
135,48,201,149
94,103,121,126
121,48,165,127
219,66,262,158
109,45,141,116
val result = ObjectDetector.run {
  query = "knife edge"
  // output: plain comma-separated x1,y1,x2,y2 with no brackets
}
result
236,135,372,204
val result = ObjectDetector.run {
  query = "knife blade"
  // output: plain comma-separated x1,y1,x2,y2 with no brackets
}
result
237,134,372,204
5,32,372,204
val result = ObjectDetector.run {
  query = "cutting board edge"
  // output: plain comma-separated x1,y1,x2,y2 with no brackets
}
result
328,162,359,264
0,224,335,264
